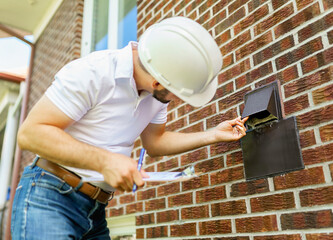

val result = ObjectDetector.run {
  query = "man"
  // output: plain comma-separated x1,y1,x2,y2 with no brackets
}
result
11,17,248,239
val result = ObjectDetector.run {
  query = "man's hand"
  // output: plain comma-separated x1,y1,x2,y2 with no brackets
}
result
213,116,249,142
100,153,149,192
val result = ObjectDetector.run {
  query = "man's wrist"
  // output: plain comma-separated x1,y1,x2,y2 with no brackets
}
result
205,129,220,145
94,149,111,173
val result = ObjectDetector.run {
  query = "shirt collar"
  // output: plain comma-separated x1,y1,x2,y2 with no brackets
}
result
114,41,143,98
115,42,153,110
114,41,137,80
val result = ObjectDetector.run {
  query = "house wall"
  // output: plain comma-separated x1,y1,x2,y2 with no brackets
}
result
107,0,333,239
20,0,84,168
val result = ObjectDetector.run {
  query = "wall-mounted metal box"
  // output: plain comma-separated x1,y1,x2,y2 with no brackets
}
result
241,81,304,180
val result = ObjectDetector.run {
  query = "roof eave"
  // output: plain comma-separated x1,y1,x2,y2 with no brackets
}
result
0,72,25,84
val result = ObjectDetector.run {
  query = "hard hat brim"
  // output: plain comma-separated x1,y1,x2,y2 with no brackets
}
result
160,75,218,107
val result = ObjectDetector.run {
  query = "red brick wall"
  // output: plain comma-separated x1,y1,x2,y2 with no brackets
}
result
20,0,84,168
108,0,333,239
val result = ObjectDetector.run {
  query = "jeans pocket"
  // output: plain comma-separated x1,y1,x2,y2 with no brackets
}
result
36,171,73,195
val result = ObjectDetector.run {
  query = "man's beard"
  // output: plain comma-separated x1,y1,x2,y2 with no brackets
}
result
153,88,171,104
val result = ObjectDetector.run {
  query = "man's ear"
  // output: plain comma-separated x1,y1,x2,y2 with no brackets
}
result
152,80,160,89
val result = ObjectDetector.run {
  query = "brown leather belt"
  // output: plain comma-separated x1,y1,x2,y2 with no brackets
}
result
36,157,113,204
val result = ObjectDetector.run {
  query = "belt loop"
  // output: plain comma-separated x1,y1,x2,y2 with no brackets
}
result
74,179,84,192
91,187,101,200
30,155,40,169
108,192,114,201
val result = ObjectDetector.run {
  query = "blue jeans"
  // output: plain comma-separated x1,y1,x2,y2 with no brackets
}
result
11,161,110,240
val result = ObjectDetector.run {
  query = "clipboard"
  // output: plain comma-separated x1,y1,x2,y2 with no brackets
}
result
81,165,198,183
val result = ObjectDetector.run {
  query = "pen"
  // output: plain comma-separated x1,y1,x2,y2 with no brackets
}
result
132,148,146,193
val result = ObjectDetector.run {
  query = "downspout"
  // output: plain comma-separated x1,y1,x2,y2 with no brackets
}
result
4,40,35,240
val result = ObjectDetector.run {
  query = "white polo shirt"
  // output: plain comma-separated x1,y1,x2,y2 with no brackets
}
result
45,42,168,190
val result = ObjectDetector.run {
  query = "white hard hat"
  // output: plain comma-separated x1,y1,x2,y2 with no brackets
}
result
138,17,223,107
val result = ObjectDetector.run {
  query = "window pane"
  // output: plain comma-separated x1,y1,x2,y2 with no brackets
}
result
92,0,109,51
117,0,137,48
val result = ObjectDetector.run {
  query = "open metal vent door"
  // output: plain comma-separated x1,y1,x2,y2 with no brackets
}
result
240,81,304,180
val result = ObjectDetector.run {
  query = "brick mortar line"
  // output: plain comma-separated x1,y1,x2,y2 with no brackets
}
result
299,137,333,151
143,156,333,186
318,0,326,13
276,212,283,231
213,12,332,76
135,178,333,207
294,189,301,210
225,47,332,105
315,127,323,145
196,4,212,21
137,217,333,239
165,95,332,138
284,100,333,125
138,0,194,30
166,93,238,122
210,1,231,20
139,0,272,47
286,87,333,104
283,77,333,102
126,178,333,213
273,29,332,71
308,87,316,108
211,3,267,44
137,1,155,19
140,138,332,175
216,1,330,50
164,76,244,120
219,27,331,82
139,230,333,240
166,99,244,128
136,205,333,227
208,0,260,34
148,150,227,169
323,163,333,183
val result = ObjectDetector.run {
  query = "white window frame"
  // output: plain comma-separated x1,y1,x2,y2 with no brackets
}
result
0,82,24,210
80,1,137,237
107,214,136,238
81,0,120,57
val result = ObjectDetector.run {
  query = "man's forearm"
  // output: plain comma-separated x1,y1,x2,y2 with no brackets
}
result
144,130,217,157
18,123,109,173
142,117,247,157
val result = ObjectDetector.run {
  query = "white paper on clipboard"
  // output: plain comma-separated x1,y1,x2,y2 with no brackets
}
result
81,166,197,183
143,172,196,182
81,172,196,183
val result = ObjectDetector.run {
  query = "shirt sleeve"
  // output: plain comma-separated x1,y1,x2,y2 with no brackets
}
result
150,102,168,124
45,58,99,121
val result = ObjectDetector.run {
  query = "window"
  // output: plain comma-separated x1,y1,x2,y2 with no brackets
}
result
116,0,137,49
81,0,137,56
92,0,109,51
